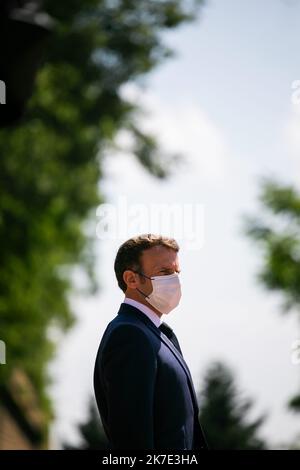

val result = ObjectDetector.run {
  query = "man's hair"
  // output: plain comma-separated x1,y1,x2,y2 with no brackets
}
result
114,233,179,293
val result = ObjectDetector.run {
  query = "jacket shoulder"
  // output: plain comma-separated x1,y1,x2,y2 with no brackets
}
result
100,316,157,354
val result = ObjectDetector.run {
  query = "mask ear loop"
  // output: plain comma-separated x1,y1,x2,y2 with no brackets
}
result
136,287,149,299
132,270,153,299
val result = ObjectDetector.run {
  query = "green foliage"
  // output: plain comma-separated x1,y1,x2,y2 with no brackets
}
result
288,394,300,412
243,178,300,312
0,0,204,424
243,178,300,414
198,362,268,449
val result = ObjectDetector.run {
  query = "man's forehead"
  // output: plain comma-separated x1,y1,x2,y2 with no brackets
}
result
141,246,179,267
153,256,179,269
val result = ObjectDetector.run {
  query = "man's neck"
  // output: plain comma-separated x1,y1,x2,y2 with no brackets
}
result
124,294,162,319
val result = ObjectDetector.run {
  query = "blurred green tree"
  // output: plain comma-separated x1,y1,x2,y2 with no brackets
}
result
198,361,268,449
243,178,300,414
0,0,204,434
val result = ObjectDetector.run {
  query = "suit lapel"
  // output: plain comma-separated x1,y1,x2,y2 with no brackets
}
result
156,328,200,412
118,303,199,412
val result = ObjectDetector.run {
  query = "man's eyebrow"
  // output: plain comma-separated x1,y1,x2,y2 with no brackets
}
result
157,266,181,272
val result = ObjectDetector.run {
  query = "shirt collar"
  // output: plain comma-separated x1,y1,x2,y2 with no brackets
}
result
123,297,162,328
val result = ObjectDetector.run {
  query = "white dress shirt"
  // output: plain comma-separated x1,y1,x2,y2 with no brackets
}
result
123,297,162,328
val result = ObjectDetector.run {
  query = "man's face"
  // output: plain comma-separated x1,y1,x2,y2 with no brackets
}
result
139,245,180,280
123,246,180,315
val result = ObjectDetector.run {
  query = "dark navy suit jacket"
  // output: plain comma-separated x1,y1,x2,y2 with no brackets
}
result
93,302,208,450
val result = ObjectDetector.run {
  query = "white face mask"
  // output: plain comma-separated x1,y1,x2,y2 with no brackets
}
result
136,272,182,314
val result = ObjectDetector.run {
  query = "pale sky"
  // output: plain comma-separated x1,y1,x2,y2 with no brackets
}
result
49,0,300,449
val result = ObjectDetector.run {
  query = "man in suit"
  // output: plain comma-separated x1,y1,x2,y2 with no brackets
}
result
93,233,208,450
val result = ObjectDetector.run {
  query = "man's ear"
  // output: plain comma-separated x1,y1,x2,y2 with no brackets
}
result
123,270,138,290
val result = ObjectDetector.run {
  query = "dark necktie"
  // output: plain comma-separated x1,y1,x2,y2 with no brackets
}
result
159,322,183,355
